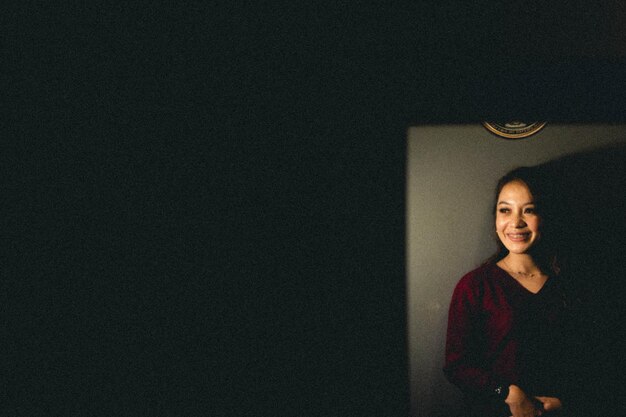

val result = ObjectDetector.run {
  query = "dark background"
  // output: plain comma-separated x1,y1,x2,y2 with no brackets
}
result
4,3,626,416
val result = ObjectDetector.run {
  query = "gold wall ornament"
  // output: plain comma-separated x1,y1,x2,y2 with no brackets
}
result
482,121,547,139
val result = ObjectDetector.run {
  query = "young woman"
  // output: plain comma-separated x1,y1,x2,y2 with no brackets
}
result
444,168,572,417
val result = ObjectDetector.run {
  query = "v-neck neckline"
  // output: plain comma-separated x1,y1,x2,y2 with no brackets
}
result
494,263,550,295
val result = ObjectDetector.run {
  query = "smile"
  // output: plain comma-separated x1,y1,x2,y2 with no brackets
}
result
506,233,530,241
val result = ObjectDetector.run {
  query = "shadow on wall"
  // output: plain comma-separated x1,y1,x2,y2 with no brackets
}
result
530,142,626,417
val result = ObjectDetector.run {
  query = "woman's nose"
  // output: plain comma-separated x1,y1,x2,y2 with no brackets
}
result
514,215,527,227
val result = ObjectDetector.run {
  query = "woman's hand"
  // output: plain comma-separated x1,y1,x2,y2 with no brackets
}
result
534,396,562,412
505,385,543,417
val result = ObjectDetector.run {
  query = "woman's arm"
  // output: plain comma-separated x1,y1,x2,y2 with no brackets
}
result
444,277,498,397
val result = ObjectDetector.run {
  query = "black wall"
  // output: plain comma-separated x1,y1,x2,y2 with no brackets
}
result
4,3,626,416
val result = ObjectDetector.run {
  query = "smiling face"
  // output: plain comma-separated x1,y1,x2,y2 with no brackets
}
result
495,180,541,255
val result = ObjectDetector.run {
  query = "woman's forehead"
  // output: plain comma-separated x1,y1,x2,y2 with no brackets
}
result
498,180,534,202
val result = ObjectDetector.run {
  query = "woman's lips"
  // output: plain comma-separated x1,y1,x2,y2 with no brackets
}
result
506,232,530,241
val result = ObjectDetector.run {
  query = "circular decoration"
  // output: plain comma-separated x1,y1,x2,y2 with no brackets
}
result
482,121,547,139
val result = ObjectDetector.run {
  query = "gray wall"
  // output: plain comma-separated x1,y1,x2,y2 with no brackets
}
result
406,124,626,417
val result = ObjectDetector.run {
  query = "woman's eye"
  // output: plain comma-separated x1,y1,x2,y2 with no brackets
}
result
498,208,510,213
524,208,535,214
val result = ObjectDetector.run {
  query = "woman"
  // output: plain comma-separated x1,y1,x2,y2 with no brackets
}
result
444,167,572,417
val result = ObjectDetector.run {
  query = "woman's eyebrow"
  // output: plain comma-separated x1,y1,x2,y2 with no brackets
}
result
497,201,535,205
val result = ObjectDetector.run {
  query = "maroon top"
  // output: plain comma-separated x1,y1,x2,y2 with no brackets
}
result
444,262,568,416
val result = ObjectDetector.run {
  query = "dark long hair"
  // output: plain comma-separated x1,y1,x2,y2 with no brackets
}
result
485,167,561,276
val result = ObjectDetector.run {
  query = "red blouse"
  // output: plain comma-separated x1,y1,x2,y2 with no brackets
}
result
444,262,568,416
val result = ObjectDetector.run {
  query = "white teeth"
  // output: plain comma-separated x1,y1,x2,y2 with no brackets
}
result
508,234,529,238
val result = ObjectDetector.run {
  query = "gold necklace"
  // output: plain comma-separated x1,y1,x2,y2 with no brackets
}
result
503,258,537,278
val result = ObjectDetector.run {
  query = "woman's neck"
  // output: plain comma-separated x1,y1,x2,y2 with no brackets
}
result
500,253,543,275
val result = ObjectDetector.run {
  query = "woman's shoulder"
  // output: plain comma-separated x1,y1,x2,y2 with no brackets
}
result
455,262,502,291
450,263,502,306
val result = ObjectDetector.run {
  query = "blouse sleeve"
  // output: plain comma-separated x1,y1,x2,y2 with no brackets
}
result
443,275,503,398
